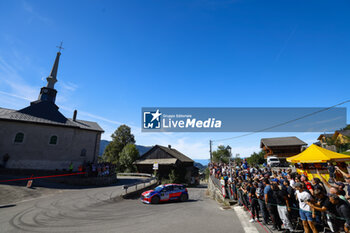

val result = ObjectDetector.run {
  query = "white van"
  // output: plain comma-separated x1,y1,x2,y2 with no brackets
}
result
267,156,280,167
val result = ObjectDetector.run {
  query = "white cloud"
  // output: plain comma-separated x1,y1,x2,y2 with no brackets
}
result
58,81,78,92
0,90,32,102
0,56,38,105
22,0,52,25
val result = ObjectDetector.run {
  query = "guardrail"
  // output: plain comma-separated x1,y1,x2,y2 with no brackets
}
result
117,173,153,177
210,175,222,189
122,177,158,195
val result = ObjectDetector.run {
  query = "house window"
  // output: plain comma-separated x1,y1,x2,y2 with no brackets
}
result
81,149,87,157
14,132,24,143
49,135,58,145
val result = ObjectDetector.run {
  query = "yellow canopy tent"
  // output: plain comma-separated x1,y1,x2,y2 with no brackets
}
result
287,144,350,180
287,144,350,163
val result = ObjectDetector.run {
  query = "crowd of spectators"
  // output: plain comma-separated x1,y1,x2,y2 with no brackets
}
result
209,160,350,233
78,162,116,177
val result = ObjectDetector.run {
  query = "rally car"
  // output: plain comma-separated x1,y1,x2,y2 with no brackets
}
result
141,184,188,204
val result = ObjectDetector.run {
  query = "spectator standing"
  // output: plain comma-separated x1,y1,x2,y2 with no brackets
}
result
264,178,282,231
329,194,350,233
257,182,270,225
249,182,260,222
295,182,318,233
335,166,350,200
311,178,326,194
273,183,293,233
307,189,340,232
287,174,296,188
301,175,314,194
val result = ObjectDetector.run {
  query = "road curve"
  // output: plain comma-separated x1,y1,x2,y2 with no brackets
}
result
0,179,254,233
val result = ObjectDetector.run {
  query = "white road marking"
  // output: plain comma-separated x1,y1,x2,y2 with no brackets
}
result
233,206,260,233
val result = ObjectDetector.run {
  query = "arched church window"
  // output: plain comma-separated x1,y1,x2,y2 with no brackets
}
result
14,132,24,143
81,149,87,157
49,135,58,145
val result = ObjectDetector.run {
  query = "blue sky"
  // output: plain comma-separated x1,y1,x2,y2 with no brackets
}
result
0,0,349,160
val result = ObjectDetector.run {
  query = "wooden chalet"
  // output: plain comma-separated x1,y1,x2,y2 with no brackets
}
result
316,133,337,151
135,145,198,184
332,130,350,145
260,136,307,159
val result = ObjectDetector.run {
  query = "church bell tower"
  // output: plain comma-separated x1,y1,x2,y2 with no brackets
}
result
38,43,63,103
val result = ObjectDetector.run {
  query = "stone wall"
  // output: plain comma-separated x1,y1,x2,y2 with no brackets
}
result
207,176,225,203
0,120,101,170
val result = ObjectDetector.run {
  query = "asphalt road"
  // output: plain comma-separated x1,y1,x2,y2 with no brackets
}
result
0,178,260,233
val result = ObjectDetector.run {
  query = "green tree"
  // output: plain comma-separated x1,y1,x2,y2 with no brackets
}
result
246,150,266,166
168,169,179,183
204,167,210,180
101,125,135,167
341,124,350,130
212,145,231,163
119,143,139,172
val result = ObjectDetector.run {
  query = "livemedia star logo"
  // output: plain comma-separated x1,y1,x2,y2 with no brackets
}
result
143,109,162,129
143,109,222,130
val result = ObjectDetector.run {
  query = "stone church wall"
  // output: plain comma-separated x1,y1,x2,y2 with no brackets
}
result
0,120,101,170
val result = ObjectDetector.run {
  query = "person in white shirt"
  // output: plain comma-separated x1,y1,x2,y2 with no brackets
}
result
295,182,318,233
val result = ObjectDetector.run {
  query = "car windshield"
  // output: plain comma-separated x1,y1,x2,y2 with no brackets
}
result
154,185,164,192
269,158,279,161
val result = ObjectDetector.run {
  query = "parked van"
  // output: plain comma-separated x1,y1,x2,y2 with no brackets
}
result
267,156,280,167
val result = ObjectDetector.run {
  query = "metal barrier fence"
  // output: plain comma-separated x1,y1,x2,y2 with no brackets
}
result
210,175,222,189
121,176,158,194
117,173,153,177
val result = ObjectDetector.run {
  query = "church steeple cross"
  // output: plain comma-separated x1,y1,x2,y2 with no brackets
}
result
56,41,64,53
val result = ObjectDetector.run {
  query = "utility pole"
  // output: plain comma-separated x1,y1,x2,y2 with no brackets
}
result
209,140,212,163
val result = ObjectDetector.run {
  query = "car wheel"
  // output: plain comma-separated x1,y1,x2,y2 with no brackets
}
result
180,194,188,202
151,196,160,204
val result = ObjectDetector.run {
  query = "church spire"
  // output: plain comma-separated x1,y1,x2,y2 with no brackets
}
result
38,43,64,103
46,51,61,89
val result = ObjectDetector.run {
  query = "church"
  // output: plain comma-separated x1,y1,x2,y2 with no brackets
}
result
0,49,104,170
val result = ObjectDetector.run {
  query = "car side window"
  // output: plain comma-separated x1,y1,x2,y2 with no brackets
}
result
167,185,174,192
173,185,179,191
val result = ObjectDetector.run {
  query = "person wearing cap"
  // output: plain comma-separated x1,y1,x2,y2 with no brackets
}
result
317,169,349,202
272,178,279,183
335,182,346,196
335,166,350,200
